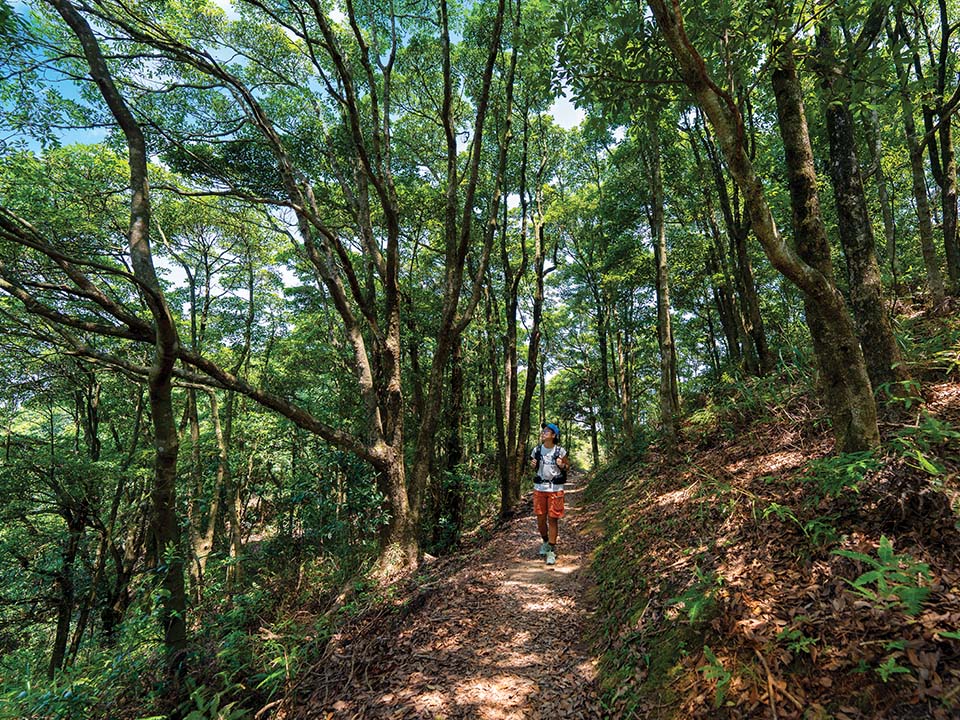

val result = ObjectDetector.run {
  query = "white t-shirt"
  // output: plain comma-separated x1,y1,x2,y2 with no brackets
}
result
532,444,568,492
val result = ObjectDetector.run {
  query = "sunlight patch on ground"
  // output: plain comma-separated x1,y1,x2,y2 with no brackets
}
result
454,674,538,719
649,482,701,511
725,449,807,480
927,381,960,414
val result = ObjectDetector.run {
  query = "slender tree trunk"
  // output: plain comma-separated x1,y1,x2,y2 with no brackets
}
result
75,366,101,460
698,122,767,373
733,227,772,374
649,114,679,450
889,22,946,303
48,514,83,678
703,288,723,373
50,0,187,659
817,26,907,392
589,410,600,468
438,337,465,547
702,208,741,362
864,109,899,290
187,390,226,589
516,216,547,473
185,389,205,603
940,120,960,290
616,327,634,441
485,281,513,517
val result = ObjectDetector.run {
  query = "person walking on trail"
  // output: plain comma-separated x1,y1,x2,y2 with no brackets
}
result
530,422,569,566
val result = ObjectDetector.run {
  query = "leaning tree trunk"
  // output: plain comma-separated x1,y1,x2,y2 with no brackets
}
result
647,0,879,451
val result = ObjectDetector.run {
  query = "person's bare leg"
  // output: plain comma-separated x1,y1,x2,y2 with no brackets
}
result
548,517,559,546
537,514,549,542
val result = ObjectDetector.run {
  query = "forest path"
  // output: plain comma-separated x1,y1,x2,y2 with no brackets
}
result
290,475,606,719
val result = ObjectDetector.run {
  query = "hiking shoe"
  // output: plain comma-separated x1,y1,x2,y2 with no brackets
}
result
545,550,557,565
538,542,551,556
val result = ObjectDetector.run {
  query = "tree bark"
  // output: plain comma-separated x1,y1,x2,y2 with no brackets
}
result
697,120,769,373
437,337,465,548
49,512,84,678
616,326,635,441
516,215,546,479
939,118,960,290
864,109,899,290
817,25,908,392
770,44,880,451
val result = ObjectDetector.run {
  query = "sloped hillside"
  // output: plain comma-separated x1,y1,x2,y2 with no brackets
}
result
585,314,960,719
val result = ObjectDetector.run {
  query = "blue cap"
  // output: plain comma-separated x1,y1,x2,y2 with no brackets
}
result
541,422,560,440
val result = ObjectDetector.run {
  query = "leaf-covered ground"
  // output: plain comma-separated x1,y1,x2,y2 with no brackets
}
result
276,479,605,719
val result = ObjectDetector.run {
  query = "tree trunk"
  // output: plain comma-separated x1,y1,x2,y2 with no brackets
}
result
438,337,465,547
616,327,635,441
375,448,418,572
647,0,879,451
939,119,960,291
405,0,507,555
48,513,83,678
486,281,514,517
75,366,101,461
770,44,879,451
50,0,188,660
864,109,899,290
516,215,547,477
187,390,226,591
889,21,946,303
650,113,680,450
733,227,772,374
817,25,907,392
589,411,600,468
698,121,768,373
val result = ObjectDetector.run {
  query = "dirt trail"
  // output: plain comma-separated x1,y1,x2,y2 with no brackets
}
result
293,475,605,719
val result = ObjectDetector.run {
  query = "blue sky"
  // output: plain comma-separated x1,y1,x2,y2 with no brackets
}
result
8,0,584,151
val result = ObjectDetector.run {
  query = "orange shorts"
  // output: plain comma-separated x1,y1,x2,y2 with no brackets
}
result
533,490,565,519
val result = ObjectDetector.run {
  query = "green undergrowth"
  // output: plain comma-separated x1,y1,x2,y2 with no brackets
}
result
0,537,388,720
584,342,960,718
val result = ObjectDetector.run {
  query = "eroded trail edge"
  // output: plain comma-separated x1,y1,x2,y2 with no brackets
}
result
288,475,604,719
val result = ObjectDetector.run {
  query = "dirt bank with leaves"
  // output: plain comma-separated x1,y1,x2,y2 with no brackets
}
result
587,365,960,719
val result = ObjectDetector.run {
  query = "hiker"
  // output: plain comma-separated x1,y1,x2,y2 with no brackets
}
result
530,422,569,566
